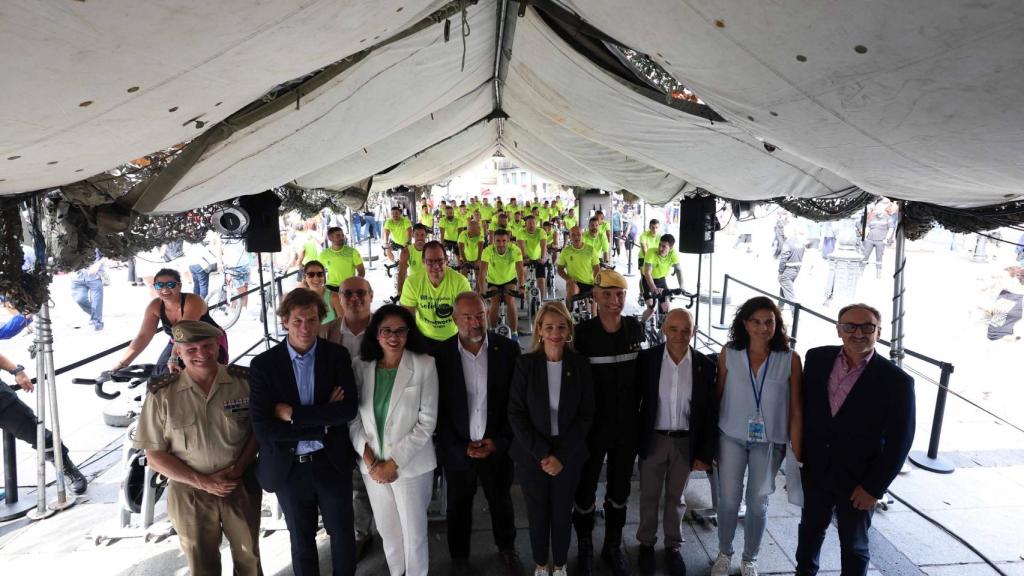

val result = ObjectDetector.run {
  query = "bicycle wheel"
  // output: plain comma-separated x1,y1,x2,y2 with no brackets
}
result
206,284,242,330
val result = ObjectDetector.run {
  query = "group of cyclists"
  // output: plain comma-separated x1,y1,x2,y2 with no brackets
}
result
378,195,686,341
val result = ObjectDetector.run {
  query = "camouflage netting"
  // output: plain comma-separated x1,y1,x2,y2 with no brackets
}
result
774,189,876,222
0,198,52,313
901,200,1024,241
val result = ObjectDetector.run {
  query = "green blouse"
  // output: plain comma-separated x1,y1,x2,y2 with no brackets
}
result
373,367,399,453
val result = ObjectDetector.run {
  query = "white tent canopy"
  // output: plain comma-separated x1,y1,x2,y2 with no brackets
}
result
2,0,1022,211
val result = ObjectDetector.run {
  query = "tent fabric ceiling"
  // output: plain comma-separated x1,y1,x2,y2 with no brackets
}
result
295,84,494,192
0,0,446,196
371,120,498,191
565,0,1024,207
1,1,1020,211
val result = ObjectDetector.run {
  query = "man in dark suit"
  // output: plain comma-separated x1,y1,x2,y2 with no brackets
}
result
795,303,915,576
634,309,717,576
250,288,359,576
434,291,523,576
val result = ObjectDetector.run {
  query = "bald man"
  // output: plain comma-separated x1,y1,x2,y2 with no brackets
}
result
634,309,718,576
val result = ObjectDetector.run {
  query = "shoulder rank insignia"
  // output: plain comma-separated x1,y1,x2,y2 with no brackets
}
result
227,365,250,379
147,373,177,394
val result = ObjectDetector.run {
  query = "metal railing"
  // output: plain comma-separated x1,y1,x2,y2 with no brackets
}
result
715,274,958,474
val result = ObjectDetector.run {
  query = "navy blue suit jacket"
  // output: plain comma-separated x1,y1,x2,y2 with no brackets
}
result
249,338,359,493
635,345,718,465
433,332,520,472
801,345,915,499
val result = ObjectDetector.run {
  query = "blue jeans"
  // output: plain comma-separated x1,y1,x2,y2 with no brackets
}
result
189,264,210,299
716,433,785,562
71,276,104,328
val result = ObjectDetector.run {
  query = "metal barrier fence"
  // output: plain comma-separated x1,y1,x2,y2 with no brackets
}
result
714,274,958,474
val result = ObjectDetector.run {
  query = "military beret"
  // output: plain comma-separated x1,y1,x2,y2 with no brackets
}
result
594,269,628,290
171,320,222,343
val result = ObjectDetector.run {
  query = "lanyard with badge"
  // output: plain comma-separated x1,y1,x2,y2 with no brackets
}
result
746,350,770,443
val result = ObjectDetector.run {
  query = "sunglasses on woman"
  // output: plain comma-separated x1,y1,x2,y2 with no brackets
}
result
154,281,178,289
305,270,325,278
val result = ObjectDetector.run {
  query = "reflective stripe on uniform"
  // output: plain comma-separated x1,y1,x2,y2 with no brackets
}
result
588,352,639,365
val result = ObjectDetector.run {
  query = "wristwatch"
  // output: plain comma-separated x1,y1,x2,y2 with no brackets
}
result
7,364,25,375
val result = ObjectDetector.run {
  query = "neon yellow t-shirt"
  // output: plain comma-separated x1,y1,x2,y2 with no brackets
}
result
458,231,484,262
399,268,471,341
643,247,679,279
405,243,425,278
440,216,461,241
317,246,364,287
583,230,609,255
518,228,544,261
563,214,578,230
479,205,495,221
556,244,598,285
639,231,660,255
508,219,525,239
419,210,434,228
384,217,412,246
481,244,523,285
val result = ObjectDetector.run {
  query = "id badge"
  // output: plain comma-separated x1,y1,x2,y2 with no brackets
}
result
747,414,767,443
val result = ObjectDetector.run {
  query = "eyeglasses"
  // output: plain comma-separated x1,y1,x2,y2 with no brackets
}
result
154,281,178,289
839,323,878,334
424,258,446,267
379,326,409,338
342,289,368,298
304,271,325,278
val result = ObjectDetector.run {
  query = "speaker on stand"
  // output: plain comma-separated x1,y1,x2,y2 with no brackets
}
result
237,191,284,352
678,196,720,351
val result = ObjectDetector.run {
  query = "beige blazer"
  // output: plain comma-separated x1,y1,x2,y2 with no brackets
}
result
349,351,438,479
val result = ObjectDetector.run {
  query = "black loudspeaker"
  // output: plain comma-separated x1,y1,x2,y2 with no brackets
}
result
679,196,717,254
238,191,282,252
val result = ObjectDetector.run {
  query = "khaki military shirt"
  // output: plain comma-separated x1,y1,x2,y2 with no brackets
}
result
133,365,252,475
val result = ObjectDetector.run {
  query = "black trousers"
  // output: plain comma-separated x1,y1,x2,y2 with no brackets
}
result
445,453,517,559
795,481,874,576
0,387,65,460
276,455,356,576
573,436,636,534
518,456,583,567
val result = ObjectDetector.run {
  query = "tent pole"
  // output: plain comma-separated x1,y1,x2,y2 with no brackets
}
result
41,302,77,512
889,204,906,369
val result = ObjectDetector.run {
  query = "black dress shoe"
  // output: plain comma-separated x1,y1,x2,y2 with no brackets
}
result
665,548,687,576
638,545,656,575
499,548,526,576
451,557,472,576
601,544,634,576
61,458,88,495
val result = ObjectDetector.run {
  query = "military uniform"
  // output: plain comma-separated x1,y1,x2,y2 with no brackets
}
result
134,352,261,575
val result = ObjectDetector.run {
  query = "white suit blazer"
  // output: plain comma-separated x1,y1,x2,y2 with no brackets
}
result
349,351,438,479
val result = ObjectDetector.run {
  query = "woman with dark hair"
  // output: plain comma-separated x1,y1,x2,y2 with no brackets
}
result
349,304,437,576
293,259,344,344
508,302,594,576
710,296,802,576
112,268,228,377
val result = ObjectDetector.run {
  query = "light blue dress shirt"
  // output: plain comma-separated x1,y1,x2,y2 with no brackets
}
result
288,340,324,455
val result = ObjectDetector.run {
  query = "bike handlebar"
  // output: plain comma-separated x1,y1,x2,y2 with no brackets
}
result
71,364,156,400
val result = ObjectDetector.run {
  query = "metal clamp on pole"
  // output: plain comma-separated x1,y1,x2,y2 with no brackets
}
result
909,362,956,474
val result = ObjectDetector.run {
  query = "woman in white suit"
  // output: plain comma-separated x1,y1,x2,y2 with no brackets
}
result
350,304,438,576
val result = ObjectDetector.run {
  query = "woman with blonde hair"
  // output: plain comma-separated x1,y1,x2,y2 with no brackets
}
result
508,302,595,576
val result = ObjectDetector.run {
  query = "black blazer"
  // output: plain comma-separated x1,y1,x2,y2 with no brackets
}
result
249,338,359,492
801,345,915,499
433,332,521,471
635,344,718,465
507,348,595,467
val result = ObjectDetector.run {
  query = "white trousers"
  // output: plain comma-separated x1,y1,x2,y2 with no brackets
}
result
363,469,434,576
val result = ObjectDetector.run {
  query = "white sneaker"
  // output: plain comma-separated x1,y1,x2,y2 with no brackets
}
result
551,567,567,576
710,552,732,576
534,568,549,576
740,560,759,576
